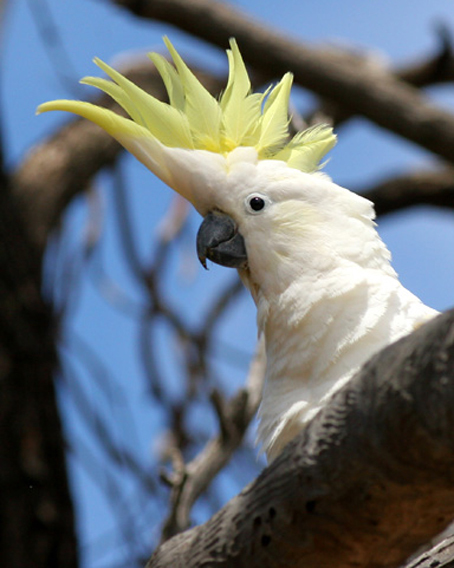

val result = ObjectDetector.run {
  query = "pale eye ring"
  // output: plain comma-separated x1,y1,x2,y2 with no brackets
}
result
245,193,269,214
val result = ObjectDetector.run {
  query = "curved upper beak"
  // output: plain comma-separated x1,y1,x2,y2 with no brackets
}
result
196,211,248,270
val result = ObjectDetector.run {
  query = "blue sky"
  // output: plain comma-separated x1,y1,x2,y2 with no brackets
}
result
4,1,454,566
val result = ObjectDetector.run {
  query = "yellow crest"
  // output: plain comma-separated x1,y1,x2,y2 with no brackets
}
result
37,38,336,173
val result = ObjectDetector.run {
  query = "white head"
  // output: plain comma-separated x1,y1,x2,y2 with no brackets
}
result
36,36,393,321
37,38,360,306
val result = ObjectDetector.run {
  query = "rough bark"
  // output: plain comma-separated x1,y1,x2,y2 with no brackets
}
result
148,309,454,568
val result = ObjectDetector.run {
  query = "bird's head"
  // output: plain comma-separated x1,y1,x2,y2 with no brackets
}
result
38,38,374,306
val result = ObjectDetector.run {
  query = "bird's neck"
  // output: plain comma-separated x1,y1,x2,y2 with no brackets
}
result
247,226,428,459
254,262,393,459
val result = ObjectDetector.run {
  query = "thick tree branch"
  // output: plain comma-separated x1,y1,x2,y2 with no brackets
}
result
312,26,454,128
115,0,454,164
0,178,78,566
396,25,454,87
147,309,454,568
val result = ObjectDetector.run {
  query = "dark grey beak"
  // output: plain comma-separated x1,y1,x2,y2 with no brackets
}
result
196,211,248,270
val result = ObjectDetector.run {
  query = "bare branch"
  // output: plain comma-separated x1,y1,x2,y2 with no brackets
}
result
201,277,244,340
160,337,265,541
0,169,78,565
312,25,454,128
148,309,454,568
397,24,454,87
360,168,454,217
61,355,157,494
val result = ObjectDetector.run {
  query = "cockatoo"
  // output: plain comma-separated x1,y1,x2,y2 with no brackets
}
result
38,38,438,461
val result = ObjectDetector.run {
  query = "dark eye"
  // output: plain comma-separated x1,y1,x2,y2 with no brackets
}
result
250,196,265,211
245,194,269,214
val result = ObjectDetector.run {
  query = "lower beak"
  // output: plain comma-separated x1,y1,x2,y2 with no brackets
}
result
196,211,248,270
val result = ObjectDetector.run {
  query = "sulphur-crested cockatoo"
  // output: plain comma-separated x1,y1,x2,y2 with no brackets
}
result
38,38,438,460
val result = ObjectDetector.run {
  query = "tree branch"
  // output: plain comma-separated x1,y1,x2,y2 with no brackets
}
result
311,25,454,129
160,336,265,541
360,168,454,217
147,308,454,568
396,24,454,87
0,178,78,565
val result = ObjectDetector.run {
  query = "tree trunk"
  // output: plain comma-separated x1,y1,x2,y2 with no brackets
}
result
0,179,78,567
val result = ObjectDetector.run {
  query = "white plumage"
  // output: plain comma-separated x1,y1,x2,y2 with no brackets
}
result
200,150,438,459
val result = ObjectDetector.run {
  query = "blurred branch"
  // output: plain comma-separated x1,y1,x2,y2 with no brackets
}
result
114,0,454,164
62,353,157,494
397,24,454,87
360,168,454,217
189,277,245,391
66,435,147,565
111,161,145,281
160,336,265,541
313,25,454,128
148,309,454,567
0,176,78,565
200,277,244,341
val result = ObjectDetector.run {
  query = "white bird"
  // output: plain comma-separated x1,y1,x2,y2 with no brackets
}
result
38,38,438,461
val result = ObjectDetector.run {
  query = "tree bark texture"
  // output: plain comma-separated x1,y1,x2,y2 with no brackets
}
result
148,309,454,568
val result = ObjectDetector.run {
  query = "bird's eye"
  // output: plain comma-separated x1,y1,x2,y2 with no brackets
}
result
245,194,268,214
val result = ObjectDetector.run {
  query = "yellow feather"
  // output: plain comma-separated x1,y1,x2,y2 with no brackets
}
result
274,124,337,172
80,76,146,127
92,58,193,148
148,52,185,111
163,37,222,151
38,38,336,173
36,99,150,141
257,73,293,155
220,39,263,149
220,39,250,111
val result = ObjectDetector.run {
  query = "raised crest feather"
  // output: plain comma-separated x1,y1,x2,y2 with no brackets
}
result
37,37,336,173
